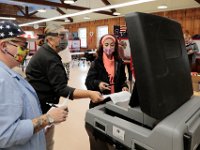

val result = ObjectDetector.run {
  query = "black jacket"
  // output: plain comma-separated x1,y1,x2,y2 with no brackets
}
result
85,57,128,108
26,44,75,113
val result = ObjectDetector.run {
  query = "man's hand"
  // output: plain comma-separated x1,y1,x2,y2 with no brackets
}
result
47,107,68,124
88,91,103,103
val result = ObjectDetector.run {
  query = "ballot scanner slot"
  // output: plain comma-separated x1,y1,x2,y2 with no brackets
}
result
105,108,153,130
104,101,158,129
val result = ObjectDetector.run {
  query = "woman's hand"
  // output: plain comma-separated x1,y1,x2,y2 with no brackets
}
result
99,82,111,91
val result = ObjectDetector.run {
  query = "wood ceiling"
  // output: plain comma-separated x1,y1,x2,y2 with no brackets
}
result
0,0,116,25
195,0,200,4
0,0,199,27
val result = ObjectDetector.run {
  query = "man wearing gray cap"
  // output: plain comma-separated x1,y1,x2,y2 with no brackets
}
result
26,24,103,150
0,21,68,150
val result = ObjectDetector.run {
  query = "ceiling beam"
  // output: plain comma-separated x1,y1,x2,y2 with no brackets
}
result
56,7,73,22
12,0,90,11
29,11,38,16
94,10,114,16
60,0,65,4
12,0,114,16
0,13,44,20
56,7,66,14
25,6,29,16
0,13,65,22
15,6,26,16
15,5,38,17
101,0,116,13
194,0,200,4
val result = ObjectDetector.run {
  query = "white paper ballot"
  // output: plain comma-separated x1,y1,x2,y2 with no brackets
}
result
55,98,69,112
103,91,131,104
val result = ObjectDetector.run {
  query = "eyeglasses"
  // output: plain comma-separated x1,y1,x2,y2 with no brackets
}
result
46,32,65,37
46,32,67,40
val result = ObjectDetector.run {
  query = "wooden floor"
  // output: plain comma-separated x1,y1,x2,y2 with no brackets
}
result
54,62,91,150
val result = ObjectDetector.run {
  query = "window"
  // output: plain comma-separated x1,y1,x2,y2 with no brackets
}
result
78,28,87,48
97,26,108,46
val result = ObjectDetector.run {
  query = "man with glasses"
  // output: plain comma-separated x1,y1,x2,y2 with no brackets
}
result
26,24,103,150
0,21,68,150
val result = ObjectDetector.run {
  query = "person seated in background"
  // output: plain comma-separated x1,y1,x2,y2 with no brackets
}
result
58,30,72,79
36,34,45,47
184,30,199,71
0,21,68,150
84,50,96,64
184,30,191,40
85,34,129,150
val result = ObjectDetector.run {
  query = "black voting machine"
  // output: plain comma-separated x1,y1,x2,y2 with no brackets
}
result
85,12,200,150
127,12,193,120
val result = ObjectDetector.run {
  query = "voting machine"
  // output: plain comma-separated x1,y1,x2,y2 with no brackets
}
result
85,12,200,150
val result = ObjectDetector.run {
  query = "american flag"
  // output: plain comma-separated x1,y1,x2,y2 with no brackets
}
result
114,25,128,38
0,20,24,39
120,25,127,33
120,25,128,38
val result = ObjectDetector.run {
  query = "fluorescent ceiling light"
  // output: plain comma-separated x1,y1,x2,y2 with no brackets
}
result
83,16,90,20
157,4,168,9
38,9,46,13
65,18,70,22
64,0,75,4
19,0,156,27
113,12,121,16
0,17,16,20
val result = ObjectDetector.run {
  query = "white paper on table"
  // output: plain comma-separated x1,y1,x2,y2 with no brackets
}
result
103,91,131,104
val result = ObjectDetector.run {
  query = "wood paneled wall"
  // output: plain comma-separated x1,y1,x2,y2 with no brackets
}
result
64,17,126,50
21,26,45,35
153,7,200,36
64,7,200,50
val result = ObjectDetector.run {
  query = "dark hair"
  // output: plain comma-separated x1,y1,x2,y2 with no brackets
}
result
37,34,45,40
97,34,120,60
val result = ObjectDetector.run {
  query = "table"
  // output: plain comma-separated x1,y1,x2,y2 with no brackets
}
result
70,51,96,56
70,51,96,66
